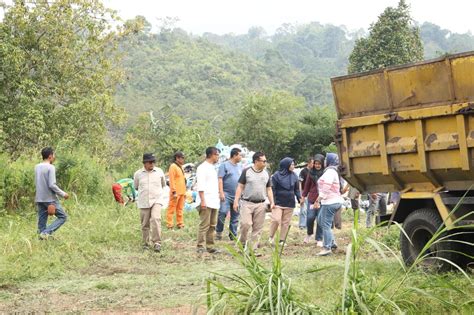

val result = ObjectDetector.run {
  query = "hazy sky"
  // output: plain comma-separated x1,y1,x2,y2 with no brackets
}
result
103,0,474,35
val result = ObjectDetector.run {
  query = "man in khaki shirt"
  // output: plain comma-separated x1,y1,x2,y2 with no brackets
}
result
134,153,166,252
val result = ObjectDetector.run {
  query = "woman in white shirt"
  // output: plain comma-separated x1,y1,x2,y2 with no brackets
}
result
315,153,344,256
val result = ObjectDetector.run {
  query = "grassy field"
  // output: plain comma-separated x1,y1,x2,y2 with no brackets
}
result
0,199,473,314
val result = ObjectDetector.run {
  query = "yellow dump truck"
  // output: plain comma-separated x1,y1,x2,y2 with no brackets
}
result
331,51,474,267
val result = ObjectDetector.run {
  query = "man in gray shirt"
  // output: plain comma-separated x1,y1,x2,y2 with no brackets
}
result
234,152,274,255
35,147,69,240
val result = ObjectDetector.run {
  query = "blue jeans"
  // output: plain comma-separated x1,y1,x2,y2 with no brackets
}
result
299,199,308,228
216,197,239,240
317,203,341,250
306,205,323,241
37,201,68,235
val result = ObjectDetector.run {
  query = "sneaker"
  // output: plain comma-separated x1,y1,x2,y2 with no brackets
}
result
207,248,221,254
316,248,332,256
153,243,161,253
303,235,311,244
253,250,263,257
142,243,150,250
39,233,49,240
177,225,184,229
268,237,274,245
197,247,205,254
215,233,222,241
316,241,323,248
331,243,338,250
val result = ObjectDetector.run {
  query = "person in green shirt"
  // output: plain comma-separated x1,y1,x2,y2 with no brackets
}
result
112,178,137,205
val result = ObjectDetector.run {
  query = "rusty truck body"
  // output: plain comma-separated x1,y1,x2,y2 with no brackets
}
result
331,51,474,266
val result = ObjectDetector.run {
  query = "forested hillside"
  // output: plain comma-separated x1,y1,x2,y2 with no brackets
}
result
116,19,474,123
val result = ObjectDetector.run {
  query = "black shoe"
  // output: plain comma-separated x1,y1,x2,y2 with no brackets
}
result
143,244,150,250
331,244,338,250
207,248,221,254
215,233,222,241
197,247,205,254
153,243,161,252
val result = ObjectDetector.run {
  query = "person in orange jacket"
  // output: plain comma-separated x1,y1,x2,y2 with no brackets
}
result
167,152,187,229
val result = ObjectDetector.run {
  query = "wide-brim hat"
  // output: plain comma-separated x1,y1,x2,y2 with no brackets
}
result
143,153,156,163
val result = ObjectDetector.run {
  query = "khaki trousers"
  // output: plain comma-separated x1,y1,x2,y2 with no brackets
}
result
140,203,162,245
269,206,293,241
197,206,218,248
239,200,267,250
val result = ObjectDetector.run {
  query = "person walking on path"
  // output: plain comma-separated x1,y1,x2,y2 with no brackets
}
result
196,147,221,253
234,152,275,255
112,178,137,206
269,157,300,246
167,151,187,229
35,147,69,240
134,153,166,252
216,148,243,241
298,157,314,229
301,154,325,245
315,153,344,256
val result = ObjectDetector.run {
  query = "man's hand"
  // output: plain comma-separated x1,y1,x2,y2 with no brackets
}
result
300,197,305,206
64,193,69,200
219,191,225,202
270,202,275,209
233,200,239,212
314,201,320,209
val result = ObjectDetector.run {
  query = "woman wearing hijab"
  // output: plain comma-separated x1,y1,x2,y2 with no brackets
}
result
301,154,325,245
269,157,301,245
315,153,344,256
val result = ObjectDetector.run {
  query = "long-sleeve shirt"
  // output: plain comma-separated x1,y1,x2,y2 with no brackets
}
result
116,178,137,199
35,162,66,202
133,167,166,209
271,173,301,208
302,175,319,203
168,163,186,196
317,168,344,205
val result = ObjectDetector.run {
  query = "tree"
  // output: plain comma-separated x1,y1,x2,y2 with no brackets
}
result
348,0,423,74
0,0,126,158
289,106,337,162
228,91,304,170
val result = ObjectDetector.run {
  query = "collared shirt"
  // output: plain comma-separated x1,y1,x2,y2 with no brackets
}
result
133,167,166,209
196,160,220,209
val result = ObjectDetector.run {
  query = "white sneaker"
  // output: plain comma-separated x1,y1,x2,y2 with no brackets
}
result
268,237,274,245
316,248,332,256
303,235,310,244
316,241,323,248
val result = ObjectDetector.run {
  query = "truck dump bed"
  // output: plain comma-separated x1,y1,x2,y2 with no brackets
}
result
332,51,474,193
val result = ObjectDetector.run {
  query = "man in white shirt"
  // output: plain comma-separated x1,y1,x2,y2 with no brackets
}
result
134,153,166,252
196,146,220,253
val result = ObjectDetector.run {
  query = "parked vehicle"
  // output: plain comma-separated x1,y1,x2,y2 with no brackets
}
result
331,51,474,267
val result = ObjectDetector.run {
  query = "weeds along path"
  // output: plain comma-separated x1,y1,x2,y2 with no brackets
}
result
0,201,472,313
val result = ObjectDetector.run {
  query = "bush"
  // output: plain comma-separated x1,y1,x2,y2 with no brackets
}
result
0,148,110,214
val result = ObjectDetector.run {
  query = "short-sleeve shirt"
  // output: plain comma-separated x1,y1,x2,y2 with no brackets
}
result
238,167,271,202
218,160,242,198
196,161,220,209
299,167,310,188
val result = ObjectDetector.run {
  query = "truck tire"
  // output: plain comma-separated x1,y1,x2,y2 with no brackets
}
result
400,208,461,269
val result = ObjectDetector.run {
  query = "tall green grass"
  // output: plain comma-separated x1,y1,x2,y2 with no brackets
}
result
206,236,324,314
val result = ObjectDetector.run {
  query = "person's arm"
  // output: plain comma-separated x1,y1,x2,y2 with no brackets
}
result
294,177,301,203
169,166,177,198
233,168,247,211
218,177,225,201
133,173,139,191
301,174,311,203
233,183,244,211
267,186,275,209
266,175,274,208
196,166,206,208
48,167,68,199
